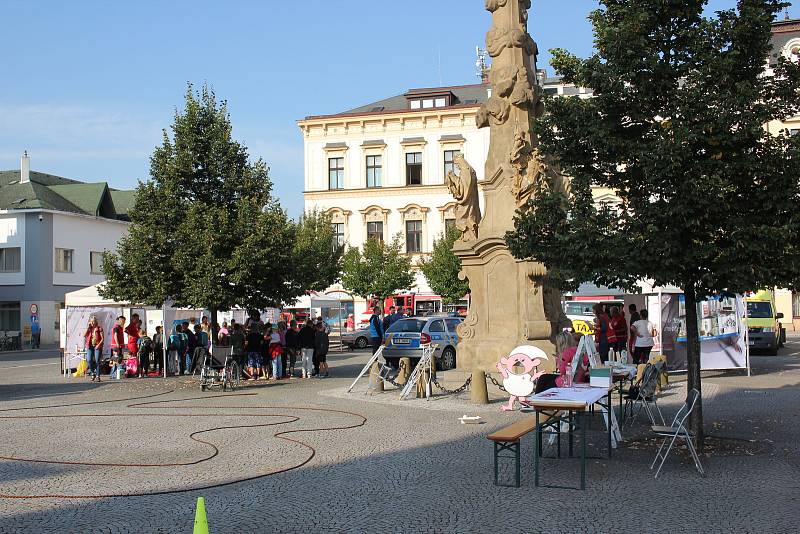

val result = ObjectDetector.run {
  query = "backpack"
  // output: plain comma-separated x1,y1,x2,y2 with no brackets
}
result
168,335,180,351
139,337,153,353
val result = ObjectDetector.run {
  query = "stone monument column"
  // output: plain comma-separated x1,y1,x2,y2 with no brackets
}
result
451,0,572,373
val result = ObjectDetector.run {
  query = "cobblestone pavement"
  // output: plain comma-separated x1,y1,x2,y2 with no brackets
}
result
0,341,798,533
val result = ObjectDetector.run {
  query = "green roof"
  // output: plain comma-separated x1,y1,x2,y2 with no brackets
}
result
109,190,136,218
0,169,133,220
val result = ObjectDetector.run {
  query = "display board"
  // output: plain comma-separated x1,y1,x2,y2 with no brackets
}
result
659,293,747,371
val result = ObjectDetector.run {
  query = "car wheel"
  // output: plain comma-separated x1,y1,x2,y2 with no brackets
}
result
766,342,779,356
440,347,457,371
355,337,368,350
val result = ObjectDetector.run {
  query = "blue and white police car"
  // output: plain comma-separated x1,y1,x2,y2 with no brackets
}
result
382,316,463,371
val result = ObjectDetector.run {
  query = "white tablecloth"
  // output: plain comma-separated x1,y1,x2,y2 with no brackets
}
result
527,386,610,408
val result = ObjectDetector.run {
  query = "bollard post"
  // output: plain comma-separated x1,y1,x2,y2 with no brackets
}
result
397,358,411,386
193,497,209,534
369,361,384,392
416,368,430,398
471,369,489,405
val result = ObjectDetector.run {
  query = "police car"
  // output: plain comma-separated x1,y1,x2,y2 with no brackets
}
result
382,316,462,371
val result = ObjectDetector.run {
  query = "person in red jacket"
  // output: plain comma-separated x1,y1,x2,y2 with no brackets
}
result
125,313,141,358
593,304,611,363
609,306,628,356
110,316,126,364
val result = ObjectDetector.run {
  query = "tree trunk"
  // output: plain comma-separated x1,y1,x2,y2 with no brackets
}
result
210,308,218,355
683,283,704,449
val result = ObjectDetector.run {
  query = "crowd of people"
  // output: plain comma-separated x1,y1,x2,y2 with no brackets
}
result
590,303,658,364
81,313,335,382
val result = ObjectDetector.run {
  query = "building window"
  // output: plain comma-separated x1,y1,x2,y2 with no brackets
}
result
0,248,21,273
794,293,800,318
444,218,456,232
366,155,382,188
328,157,344,190
0,302,20,331
409,97,448,109
90,251,104,275
406,220,422,253
406,152,422,186
444,150,461,178
367,221,384,243
332,223,345,250
55,248,73,273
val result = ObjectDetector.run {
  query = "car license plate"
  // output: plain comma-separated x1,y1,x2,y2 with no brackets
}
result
748,341,755,346
393,338,411,345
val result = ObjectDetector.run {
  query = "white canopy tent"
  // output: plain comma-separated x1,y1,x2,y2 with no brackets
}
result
65,283,134,308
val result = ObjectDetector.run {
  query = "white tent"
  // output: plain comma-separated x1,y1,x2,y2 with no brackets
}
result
64,283,133,307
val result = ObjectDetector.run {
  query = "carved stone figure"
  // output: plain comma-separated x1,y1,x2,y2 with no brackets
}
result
476,96,511,128
485,0,509,12
508,132,573,208
491,65,536,108
446,154,482,242
486,26,538,58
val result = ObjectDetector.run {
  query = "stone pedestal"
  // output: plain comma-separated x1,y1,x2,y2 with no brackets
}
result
455,237,558,372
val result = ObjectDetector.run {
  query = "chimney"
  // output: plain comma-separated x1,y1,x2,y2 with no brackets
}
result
20,151,30,184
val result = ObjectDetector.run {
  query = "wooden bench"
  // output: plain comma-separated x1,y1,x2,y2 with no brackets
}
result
488,413,561,487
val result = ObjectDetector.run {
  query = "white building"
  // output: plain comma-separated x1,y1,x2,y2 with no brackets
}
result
299,84,490,318
0,153,133,345
299,76,589,319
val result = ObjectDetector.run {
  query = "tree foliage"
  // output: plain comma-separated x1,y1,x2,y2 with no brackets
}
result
340,236,415,300
506,0,800,443
420,228,470,304
292,209,343,293
102,84,334,312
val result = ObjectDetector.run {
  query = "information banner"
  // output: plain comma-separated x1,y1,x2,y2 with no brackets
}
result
65,306,123,359
660,294,747,371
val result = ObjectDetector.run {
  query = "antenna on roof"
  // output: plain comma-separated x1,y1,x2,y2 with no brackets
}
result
476,47,489,83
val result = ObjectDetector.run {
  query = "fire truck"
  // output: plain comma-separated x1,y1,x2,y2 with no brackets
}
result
365,293,469,320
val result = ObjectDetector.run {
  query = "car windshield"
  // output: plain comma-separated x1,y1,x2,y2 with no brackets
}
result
387,319,426,333
747,301,773,319
564,302,593,316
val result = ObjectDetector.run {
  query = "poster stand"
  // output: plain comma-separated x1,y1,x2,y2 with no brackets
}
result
347,346,386,393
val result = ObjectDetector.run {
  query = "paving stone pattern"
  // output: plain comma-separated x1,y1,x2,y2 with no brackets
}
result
0,343,798,533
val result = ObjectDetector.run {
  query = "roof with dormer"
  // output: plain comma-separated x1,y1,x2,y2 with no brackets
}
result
0,169,135,221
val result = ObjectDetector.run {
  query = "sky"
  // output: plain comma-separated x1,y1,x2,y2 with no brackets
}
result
0,0,785,216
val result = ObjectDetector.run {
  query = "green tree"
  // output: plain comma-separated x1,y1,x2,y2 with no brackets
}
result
506,0,800,445
102,83,302,316
340,236,415,300
420,228,470,304
292,209,343,293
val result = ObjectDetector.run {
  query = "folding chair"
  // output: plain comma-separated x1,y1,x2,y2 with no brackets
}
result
623,362,666,428
650,388,705,478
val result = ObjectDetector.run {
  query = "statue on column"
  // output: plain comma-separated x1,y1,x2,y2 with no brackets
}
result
446,154,482,242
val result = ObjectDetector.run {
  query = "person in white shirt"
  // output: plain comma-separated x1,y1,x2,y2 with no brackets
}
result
632,309,657,364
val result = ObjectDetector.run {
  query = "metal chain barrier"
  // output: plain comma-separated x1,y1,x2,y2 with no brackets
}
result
431,375,472,395
486,373,507,392
378,361,406,389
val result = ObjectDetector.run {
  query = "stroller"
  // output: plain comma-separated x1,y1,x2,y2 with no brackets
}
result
199,347,240,392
